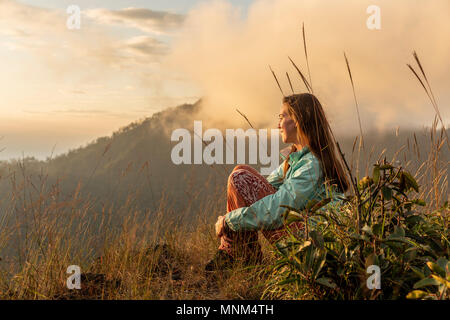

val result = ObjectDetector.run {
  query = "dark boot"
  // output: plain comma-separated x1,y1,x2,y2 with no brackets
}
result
243,250,263,266
205,250,234,272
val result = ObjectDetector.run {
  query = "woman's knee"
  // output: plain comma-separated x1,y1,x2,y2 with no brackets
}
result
228,165,250,184
228,168,245,185
232,164,253,172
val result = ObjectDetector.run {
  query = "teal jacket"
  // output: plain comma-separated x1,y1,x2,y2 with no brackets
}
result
224,146,341,232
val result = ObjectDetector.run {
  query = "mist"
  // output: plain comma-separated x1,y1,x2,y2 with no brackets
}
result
166,0,450,135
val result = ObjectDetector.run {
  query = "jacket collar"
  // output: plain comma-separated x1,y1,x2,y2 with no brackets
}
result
280,145,311,165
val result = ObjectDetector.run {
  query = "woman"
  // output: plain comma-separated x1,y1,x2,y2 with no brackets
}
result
205,93,349,271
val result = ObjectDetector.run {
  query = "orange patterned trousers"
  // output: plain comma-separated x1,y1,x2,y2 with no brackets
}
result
218,165,304,259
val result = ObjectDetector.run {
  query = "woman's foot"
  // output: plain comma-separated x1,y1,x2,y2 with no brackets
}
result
205,250,234,272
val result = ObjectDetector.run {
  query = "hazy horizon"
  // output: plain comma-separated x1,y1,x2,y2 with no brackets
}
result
0,99,446,161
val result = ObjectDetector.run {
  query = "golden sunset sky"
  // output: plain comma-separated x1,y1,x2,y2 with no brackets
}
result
0,0,448,159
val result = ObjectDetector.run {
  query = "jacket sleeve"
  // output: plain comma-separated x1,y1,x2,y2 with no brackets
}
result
225,155,323,232
265,162,285,190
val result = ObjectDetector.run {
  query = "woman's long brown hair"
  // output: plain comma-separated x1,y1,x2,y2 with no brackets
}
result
282,93,349,193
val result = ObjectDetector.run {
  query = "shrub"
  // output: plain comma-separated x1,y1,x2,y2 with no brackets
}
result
263,160,449,299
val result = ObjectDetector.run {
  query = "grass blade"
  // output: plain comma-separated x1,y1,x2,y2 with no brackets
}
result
269,65,285,96
236,108,255,129
288,56,312,93
344,52,365,151
302,22,313,92
286,72,294,94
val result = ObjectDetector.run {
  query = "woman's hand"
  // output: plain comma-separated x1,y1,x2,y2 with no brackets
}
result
215,215,225,237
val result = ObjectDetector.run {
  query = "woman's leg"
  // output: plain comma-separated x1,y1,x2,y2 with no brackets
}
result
226,164,275,212
218,165,276,261
223,165,305,248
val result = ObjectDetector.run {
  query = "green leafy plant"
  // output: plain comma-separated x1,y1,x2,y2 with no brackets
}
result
406,257,449,300
263,161,449,299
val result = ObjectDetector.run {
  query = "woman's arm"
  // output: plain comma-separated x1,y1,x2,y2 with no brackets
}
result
265,162,285,190
225,154,323,232
266,146,295,190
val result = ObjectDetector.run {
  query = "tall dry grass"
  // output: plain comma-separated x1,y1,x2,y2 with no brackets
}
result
0,157,274,299
0,118,446,300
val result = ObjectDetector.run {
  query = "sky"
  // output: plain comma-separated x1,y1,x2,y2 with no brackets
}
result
0,0,449,160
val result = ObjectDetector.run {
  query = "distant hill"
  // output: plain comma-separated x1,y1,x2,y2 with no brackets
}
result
0,99,447,222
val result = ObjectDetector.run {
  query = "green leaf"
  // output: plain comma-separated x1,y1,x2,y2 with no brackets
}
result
310,230,324,249
406,290,428,299
383,236,431,255
296,240,312,253
278,277,302,285
275,242,288,256
305,199,319,211
350,233,370,242
381,186,392,201
312,249,327,278
403,171,419,192
431,275,450,288
436,257,448,274
284,211,303,225
412,199,426,206
404,247,418,262
427,261,446,278
310,198,332,212
410,266,425,279
280,205,303,214
413,277,440,289
393,226,405,238
399,172,406,191
423,265,431,278
405,215,424,226
316,277,337,289
380,164,394,170
373,165,380,185
372,223,383,237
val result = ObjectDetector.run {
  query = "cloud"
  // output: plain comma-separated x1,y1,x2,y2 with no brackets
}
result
85,7,185,34
0,0,61,33
0,1,172,76
123,35,169,59
166,0,450,134
23,108,109,115
0,1,199,159
0,28,30,38
70,90,86,95
20,108,150,120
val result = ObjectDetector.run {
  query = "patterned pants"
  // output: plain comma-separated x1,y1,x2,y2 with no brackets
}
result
218,165,304,259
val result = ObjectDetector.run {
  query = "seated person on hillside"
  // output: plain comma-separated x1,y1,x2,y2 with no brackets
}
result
206,93,349,271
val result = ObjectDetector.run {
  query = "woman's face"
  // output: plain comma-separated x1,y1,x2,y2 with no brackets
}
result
278,103,298,144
